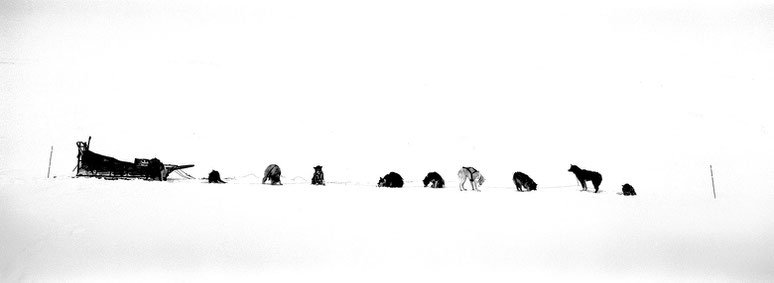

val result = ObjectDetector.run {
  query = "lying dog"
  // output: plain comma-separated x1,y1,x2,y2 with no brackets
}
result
378,172,404,188
311,165,325,186
458,167,485,191
262,164,282,185
512,171,537,191
568,164,602,193
422,172,445,188
208,170,226,183
622,183,636,196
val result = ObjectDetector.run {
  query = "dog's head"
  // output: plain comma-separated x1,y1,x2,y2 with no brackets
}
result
422,175,431,187
529,182,538,191
568,165,580,172
477,175,486,185
377,177,385,187
313,165,322,171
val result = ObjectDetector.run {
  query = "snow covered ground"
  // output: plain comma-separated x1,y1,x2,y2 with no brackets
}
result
2,176,774,282
4,0,774,281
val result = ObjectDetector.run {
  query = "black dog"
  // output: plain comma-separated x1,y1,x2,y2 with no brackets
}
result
622,183,636,196
377,172,404,188
422,172,445,188
147,158,166,181
512,171,537,191
208,170,226,183
262,164,282,185
311,165,325,185
568,164,602,193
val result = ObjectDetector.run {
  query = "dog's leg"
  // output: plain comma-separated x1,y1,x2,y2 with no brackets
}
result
580,180,587,191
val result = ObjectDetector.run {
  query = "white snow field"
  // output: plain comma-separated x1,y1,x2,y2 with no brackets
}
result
2,176,774,282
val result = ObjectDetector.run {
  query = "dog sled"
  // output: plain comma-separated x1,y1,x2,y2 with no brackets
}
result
75,136,194,180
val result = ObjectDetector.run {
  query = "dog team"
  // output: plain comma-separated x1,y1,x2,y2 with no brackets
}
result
208,164,637,196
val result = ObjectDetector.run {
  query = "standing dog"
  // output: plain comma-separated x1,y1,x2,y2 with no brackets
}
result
208,170,227,183
422,172,445,188
377,172,404,188
568,164,602,193
621,183,636,196
262,164,282,185
512,171,537,191
458,167,485,191
311,165,325,186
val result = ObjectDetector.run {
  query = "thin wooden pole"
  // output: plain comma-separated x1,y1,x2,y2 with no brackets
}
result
47,146,53,178
710,165,716,199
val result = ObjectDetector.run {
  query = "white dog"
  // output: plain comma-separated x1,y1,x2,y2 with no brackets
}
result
458,167,485,191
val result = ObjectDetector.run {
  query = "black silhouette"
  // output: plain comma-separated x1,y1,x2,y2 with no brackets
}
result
208,170,226,183
422,172,445,188
377,172,404,188
568,164,602,193
311,165,325,185
512,171,537,191
74,137,194,180
622,183,636,196
148,158,165,181
263,164,282,185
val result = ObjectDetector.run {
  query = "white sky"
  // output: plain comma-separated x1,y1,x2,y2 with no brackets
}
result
2,0,773,193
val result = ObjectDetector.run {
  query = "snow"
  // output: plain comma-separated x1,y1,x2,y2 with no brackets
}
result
3,0,774,281
3,176,774,282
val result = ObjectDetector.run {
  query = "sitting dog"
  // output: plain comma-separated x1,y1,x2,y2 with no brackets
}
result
568,164,602,193
262,164,282,185
311,165,325,185
458,167,485,191
622,183,636,196
208,170,227,183
148,158,166,181
512,171,537,191
377,172,404,188
422,172,445,188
